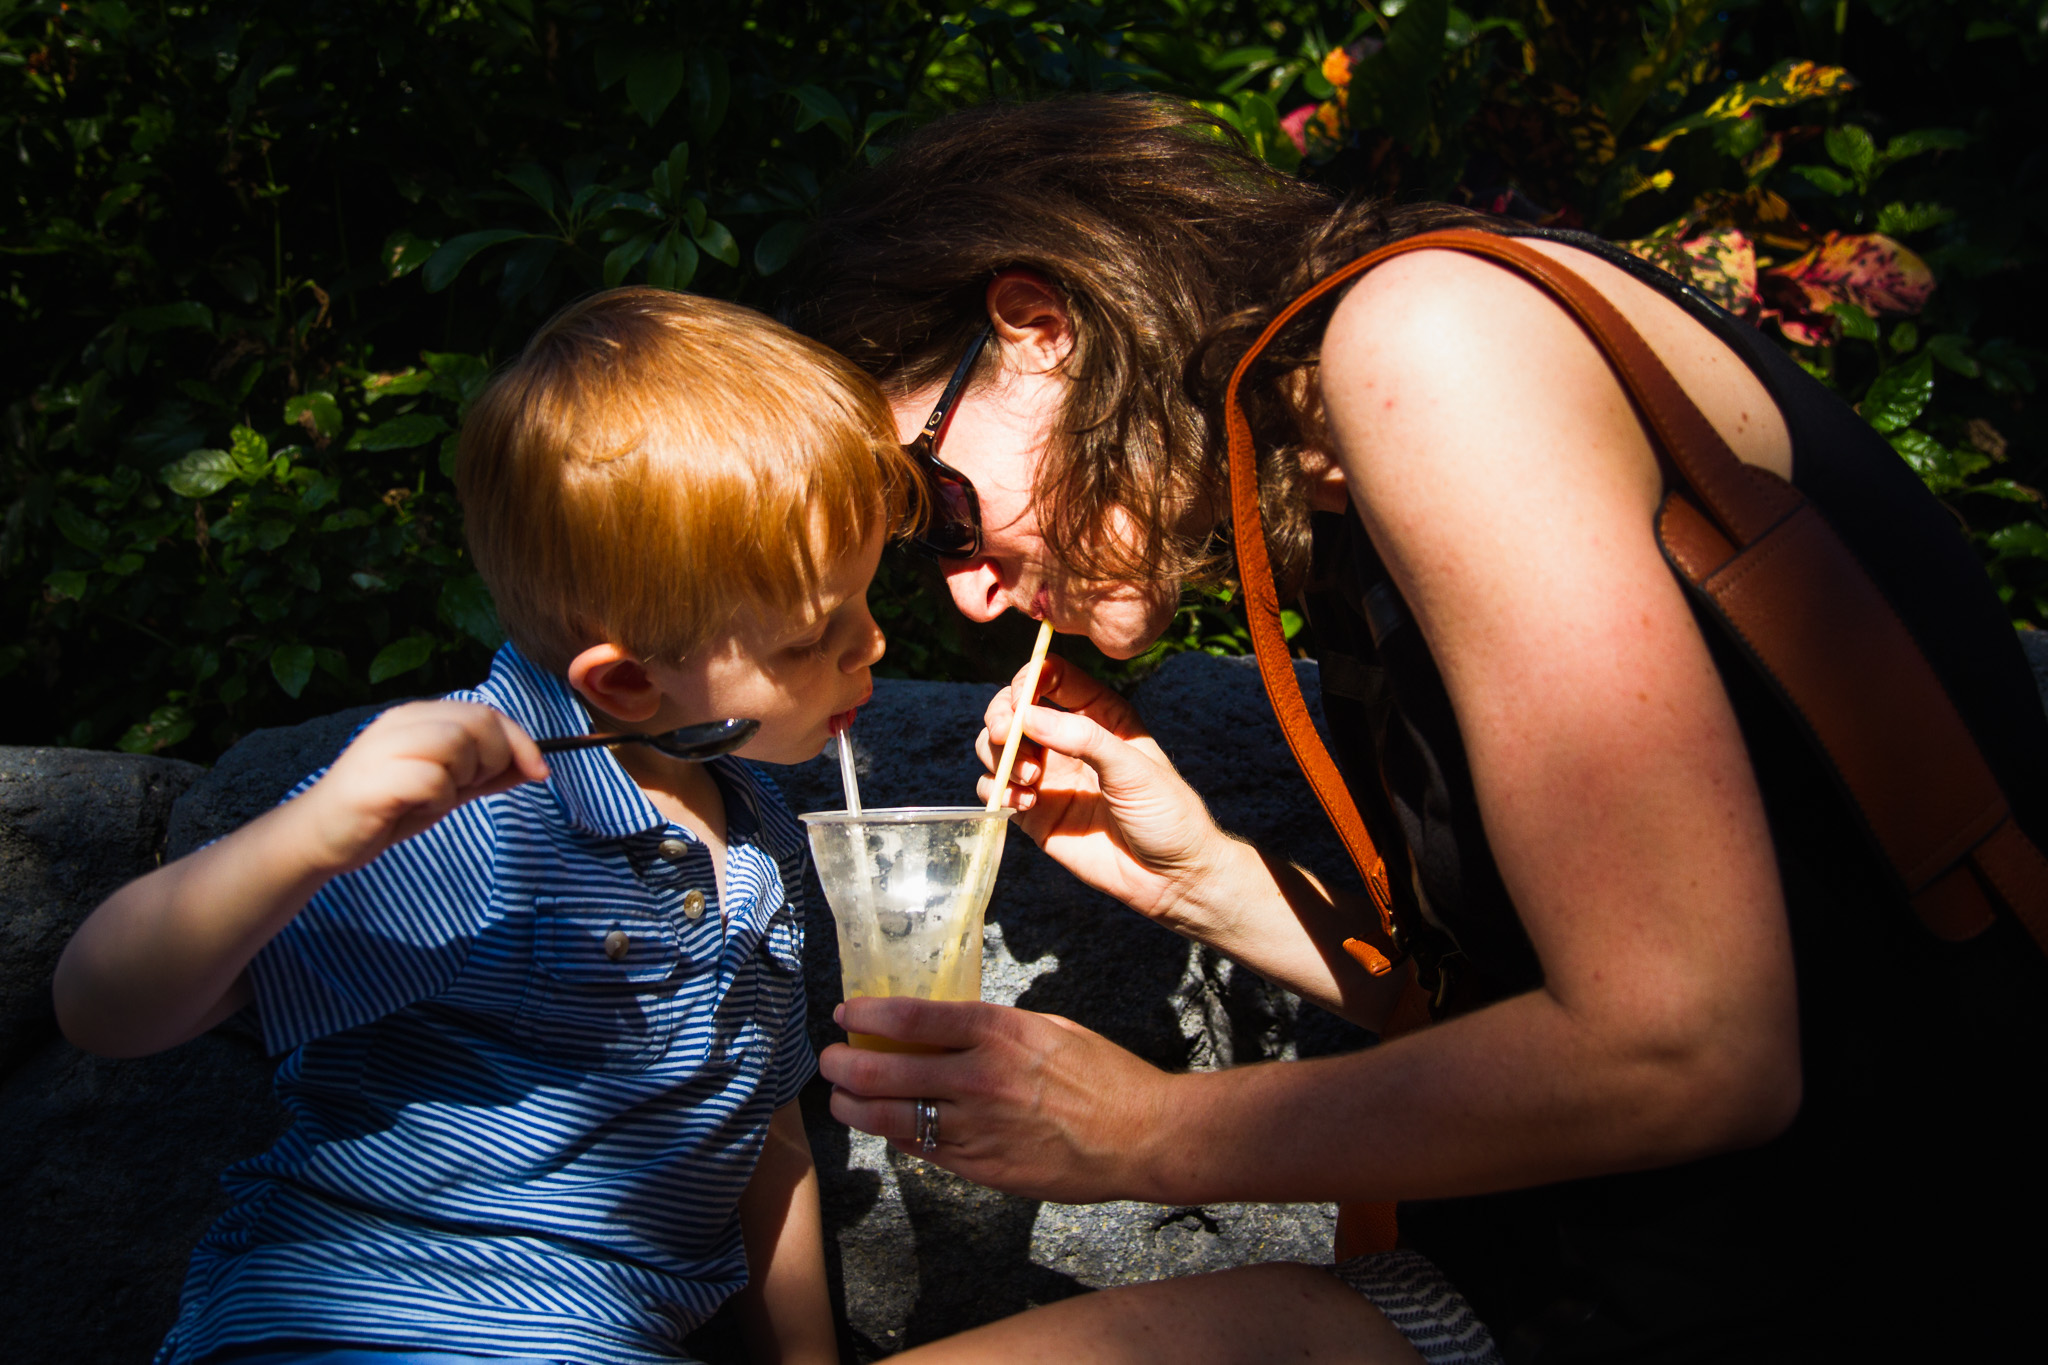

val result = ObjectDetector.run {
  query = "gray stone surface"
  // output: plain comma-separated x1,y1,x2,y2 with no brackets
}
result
0,747,202,1075
2021,627,2048,704
0,1032,292,1364
1,659,1355,1363
162,702,391,858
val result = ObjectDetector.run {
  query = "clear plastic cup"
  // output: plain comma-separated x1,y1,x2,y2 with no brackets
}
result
800,807,1014,1052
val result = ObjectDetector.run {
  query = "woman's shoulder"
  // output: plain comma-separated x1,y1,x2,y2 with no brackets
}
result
1320,234,1792,482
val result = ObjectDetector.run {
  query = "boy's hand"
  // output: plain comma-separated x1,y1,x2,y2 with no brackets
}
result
294,701,548,876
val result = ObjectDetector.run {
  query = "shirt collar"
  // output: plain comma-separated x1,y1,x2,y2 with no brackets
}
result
475,645,663,841
472,644,805,861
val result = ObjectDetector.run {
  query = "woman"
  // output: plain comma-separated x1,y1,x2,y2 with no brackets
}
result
786,97,2048,1363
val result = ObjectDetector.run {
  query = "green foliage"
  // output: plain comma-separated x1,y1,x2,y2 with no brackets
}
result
3,0,2042,758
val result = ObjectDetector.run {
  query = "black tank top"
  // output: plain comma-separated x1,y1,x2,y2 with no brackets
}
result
1300,228,2048,1362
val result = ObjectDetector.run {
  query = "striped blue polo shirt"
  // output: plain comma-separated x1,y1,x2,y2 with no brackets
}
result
158,646,815,1365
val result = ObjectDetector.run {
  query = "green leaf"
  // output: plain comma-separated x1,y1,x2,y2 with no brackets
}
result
230,424,269,472
752,219,808,277
1824,125,1876,180
439,574,507,648
439,432,461,478
349,413,450,451
790,85,854,144
381,230,437,280
119,301,214,333
627,50,687,126
1926,333,1980,379
302,472,341,510
422,229,532,293
1642,60,1858,154
1889,429,1971,491
645,229,700,290
1875,202,1955,237
1790,164,1856,197
499,163,555,216
363,369,434,401
285,391,342,439
270,643,314,698
687,50,731,143
496,238,558,307
1826,302,1880,342
1861,353,1935,433
51,501,111,552
1889,321,1920,354
117,705,194,754
369,634,436,684
423,352,492,412
1881,128,1968,162
1988,522,2048,560
161,448,240,498
44,569,90,602
692,217,740,268
604,228,659,287
863,110,909,142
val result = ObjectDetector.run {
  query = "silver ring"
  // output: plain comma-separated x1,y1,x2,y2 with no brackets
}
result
914,1098,940,1155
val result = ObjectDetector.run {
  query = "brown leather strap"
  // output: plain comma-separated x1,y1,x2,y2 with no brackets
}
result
1225,226,2048,967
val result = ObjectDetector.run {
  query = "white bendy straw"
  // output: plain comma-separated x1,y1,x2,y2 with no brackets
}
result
836,725,863,815
987,619,1055,811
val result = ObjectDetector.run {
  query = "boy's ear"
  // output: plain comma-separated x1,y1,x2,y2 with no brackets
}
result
566,643,661,724
986,269,1073,375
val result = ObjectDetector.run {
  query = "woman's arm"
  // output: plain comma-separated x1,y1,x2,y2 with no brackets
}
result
824,246,1801,1206
734,1100,835,1365
53,702,545,1057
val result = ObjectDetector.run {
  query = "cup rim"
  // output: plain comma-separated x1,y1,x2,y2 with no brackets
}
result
798,806,1017,826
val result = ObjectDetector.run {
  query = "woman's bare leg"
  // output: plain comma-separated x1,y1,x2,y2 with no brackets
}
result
886,1262,1423,1365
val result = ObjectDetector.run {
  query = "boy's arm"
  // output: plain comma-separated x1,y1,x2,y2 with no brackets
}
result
734,1099,836,1365
53,702,546,1058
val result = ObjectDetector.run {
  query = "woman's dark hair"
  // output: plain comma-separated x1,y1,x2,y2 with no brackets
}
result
787,94,1495,594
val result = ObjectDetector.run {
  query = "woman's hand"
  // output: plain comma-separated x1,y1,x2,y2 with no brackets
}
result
976,656,1241,928
820,996,1176,1204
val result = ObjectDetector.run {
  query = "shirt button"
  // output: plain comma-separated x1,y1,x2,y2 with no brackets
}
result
603,929,630,961
683,889,707,920
657,837,690,861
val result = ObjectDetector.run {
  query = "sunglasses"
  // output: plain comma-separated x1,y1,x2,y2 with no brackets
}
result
903,323,994,560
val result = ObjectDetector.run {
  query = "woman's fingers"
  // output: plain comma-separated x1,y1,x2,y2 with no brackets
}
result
834,996,999,1052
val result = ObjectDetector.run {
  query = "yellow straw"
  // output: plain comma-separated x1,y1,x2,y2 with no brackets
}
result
987,619,1054,811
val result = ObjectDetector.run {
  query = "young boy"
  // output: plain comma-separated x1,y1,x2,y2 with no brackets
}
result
54,288,918,1365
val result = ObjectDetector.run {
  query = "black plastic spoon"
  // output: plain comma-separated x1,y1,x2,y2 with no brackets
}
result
535,717,760,761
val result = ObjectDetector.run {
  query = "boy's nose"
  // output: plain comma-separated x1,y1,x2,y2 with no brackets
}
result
844,606,886,671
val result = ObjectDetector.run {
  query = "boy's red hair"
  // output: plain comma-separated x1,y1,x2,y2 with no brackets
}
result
458,288,917,672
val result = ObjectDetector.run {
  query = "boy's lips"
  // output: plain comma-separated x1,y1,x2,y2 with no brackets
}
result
828,689,873,735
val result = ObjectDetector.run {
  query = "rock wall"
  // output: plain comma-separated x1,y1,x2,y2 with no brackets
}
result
0,654,1364,1364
